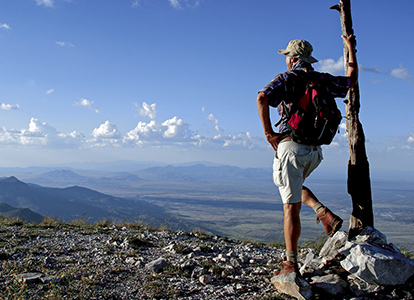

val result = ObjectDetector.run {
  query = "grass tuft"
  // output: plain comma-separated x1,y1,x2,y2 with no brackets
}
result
299,234,328,254
39,216,66,229
398,244,414,259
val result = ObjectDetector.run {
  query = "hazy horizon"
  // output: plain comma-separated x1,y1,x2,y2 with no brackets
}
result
0,163,412,251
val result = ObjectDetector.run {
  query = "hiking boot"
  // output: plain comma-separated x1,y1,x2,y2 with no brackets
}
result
273,259,298,276
316,207,343,237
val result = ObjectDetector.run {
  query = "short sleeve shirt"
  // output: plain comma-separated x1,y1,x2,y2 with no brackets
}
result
259,61,352,133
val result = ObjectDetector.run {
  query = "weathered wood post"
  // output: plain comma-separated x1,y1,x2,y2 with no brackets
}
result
330,0,374,238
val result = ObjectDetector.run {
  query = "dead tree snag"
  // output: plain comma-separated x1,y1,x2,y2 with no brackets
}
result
330,0,374,238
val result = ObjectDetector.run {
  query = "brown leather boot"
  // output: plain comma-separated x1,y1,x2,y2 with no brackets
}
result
316,207,343,237
273,259,298,276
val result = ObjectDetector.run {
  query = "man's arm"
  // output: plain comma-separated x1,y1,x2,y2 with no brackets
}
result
256,92,281,151
342,34,358,86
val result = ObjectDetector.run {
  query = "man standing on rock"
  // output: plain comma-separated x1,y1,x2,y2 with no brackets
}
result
257,35,358,275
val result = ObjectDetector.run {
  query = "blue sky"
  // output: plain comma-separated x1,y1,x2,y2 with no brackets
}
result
0,0,413,176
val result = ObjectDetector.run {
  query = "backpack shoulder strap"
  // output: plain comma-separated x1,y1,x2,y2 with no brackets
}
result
274,71,310,128
274,101,289,128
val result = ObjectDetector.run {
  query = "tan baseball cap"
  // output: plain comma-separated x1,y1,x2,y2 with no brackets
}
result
278,39,318,64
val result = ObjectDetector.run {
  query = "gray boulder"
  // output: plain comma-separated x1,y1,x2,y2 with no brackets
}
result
300,251,324,276
319,230,348,261
339,226,414,285
311,274,348,295
271,272,312,300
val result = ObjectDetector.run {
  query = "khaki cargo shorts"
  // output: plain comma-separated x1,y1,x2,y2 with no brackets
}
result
273,140,323,204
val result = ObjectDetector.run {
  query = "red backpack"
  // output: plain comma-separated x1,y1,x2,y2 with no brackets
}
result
276,73,342,146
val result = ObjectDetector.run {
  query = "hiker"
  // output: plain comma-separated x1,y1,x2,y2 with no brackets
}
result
256,35,358,275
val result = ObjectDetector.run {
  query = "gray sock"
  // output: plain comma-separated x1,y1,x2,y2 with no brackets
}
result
313,202,325,214
286,251,297,264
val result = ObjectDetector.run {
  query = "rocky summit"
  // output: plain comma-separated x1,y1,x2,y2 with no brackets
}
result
0,219,413,300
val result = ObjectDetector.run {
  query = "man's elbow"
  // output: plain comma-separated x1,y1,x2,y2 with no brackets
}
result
257,92,268,105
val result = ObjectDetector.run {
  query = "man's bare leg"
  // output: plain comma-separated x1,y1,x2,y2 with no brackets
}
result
283,187,322,257
301,185,343,237
283,202,301,263
301,186,320,210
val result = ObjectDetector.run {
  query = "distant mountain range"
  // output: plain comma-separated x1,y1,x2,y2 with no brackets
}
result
135,164,270,182
19,164,271,189
0,164,273,230
0,176,174,226
0,202,43,223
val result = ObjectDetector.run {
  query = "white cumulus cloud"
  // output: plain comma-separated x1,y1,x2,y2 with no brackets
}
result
211,132,261,149
0,103,19,110
35,0,54,7
0,23,10,30
125,120,162,143
138,102,157,120
168,0,201,9
56,41,74,47
25,117,58,136
316,56,344,75
0,102,268,152
0,118,82,147
169,0,181,8
89,121,122,147
46,89,55,95
391,64,412,80
162,116,191,139
132,0,200,9
207,113,222,132
91,121,122,140
408,131,414,143
124,116,192,144
132,0,141,7
75,98,99,113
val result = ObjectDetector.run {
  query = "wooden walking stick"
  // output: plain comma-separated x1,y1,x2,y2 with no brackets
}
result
330,0,374,239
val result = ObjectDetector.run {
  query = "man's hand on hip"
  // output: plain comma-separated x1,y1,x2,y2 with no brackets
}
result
266,132,283,151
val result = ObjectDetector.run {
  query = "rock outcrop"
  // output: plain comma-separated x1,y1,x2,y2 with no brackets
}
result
339,227,414,286
271,227,414,300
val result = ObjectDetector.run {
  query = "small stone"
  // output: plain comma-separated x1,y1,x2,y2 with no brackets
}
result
181,258,197,270
40,276,53,283
230,257,242,268
191,266,204,279
163,244,175,253
199,274,212,285
239,255,249,264
125,257,136,264
17,272,44,283
135,260,144,267
145,257,169,273
211,245,219,252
